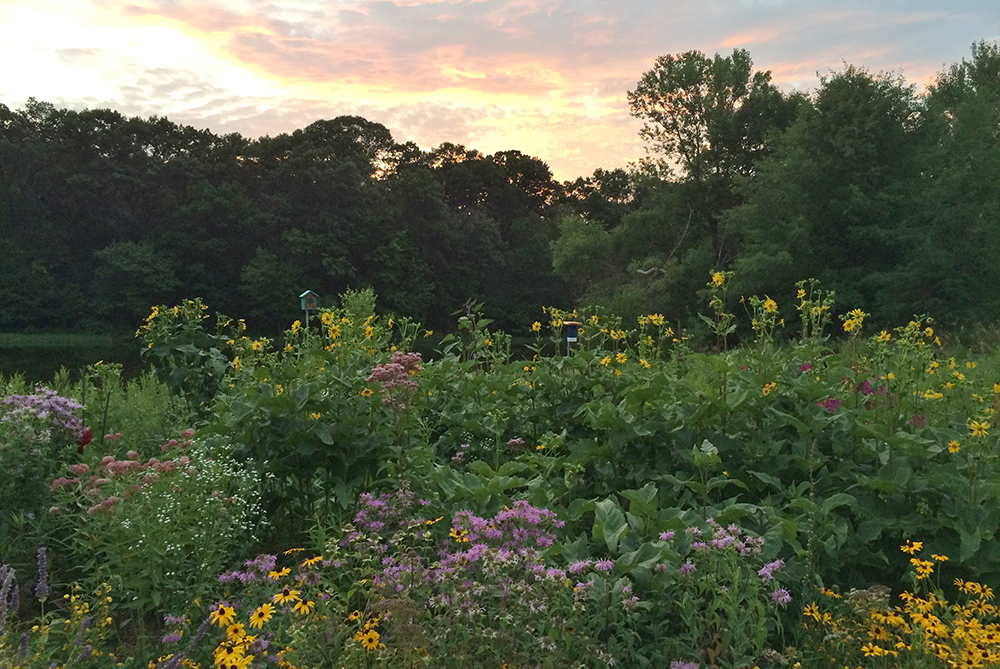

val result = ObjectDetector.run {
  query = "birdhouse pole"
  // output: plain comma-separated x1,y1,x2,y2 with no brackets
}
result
299,290,319,334
563,321,582,355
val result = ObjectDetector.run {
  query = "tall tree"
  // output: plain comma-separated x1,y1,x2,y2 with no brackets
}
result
627,49,800,263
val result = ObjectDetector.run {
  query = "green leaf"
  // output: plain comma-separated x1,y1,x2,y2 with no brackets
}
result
593,497,628,555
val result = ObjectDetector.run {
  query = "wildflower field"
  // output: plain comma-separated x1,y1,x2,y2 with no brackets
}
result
2,276,1000,669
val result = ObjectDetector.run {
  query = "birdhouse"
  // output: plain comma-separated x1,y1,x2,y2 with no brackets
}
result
563,321,582,344
299,290,318,311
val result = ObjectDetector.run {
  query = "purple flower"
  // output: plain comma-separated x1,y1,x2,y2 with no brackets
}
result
771,588,792,605
74,617,91,646
594,559,614,572
568,560,593,574
659,531,675,541
679,561,696,575
670,661,699,669
34,548,49,600
161,633,182,644
757,559,785,581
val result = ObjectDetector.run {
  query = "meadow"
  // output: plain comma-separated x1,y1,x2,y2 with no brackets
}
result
2,275,1000,669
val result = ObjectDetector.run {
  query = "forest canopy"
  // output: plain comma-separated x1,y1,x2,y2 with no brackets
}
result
2,41,998,337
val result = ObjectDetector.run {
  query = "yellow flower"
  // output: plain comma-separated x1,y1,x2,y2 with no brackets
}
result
911,557,935,579
843,319,856,332
640,359,650,369
600,356,611,367
923,389,943,400
360,388,374,397
877,330,891,343
901,540,923,555
424,330,433,337
931,554,949,562
327,324,340,339
449,527,469,542
762,381,777,396
251,340,263,351
994,383,1000,394
803,602,821,621
948,440,961,453
226,623,246,641
233,356,242,371
348,610,361,622
290,320,301,333
712,272,725,287
300,555,323,567
210,605,236,628
615,352,627,364
365,326,374,339
796,288,806,299
925,327,934,337
763,296,777,313
967,361,978,369
969,421,990,438
271,588,301,606
249,604,273,629
268,568,291,580
293,600,315,615
359,629,380,651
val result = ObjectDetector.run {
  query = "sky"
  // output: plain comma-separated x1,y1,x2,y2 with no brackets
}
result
0,0,997,181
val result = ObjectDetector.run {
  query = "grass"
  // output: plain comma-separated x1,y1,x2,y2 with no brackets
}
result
0,332,117,348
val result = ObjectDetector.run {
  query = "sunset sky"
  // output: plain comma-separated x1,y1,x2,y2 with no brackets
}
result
1,0,997,180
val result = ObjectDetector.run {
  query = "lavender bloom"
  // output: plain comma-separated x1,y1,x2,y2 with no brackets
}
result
594,559,614,572
161,633,182,644
758,559,785,581
160,654,185,669
186,617,212,651
0,565,16,632
568,560,593,574
164,614,187,625
670,661,699,669
34,548,49,600
74,617,91,645
679,561,696,575
659,531,675,541
771,588,792,605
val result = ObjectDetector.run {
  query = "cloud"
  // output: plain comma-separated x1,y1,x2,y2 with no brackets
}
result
2,0,999,179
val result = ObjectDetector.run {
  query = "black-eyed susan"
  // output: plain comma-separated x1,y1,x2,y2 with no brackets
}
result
901,540,923,555
268,568,290,580
359,629,380,651
282,548,304,555
300,556,323,568
249,604,273,629
360,388,373,397
293,600,315,615
210,604,236,627
226,623,246,641
272,587,301,606
347,610,361,622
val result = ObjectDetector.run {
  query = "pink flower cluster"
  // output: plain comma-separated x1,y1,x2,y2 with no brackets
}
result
366,351,424,408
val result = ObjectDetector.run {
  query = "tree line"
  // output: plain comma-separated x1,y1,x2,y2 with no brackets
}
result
2,41,998,338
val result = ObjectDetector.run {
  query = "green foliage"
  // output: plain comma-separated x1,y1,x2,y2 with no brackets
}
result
49,435,261,633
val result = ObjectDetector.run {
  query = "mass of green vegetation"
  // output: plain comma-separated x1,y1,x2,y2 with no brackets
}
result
1,283,999,668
